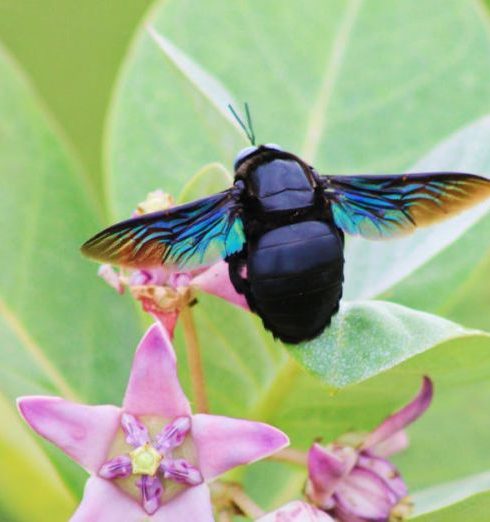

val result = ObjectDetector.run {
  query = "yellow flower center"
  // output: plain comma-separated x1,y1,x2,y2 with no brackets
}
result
130,443,163,476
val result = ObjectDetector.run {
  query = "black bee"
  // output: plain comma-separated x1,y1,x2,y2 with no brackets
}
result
82,106,490,343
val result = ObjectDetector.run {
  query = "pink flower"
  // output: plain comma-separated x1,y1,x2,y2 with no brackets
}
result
257,501,335,521
18,323,288,521
98,191,247,337
306,377,433,522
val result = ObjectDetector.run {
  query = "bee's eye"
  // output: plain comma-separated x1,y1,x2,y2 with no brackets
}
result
234,146,258,169
264,143,284,152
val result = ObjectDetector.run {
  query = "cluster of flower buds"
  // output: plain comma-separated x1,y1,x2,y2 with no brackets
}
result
98,190,248,337
305,377,432,521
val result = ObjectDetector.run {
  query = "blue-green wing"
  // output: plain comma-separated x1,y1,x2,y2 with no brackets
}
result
322,172,490,239
81,187,245,269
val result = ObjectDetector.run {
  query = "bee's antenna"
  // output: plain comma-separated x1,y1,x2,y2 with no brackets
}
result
228,102,256,146
244,102,256,146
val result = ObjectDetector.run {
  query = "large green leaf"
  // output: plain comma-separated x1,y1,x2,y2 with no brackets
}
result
0,0,153,195
292,301,487,387
0,43,143,517
108,0,490,218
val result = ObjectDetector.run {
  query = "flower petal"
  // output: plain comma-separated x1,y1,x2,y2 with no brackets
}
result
98,264,124,293
99,454,132,479
123,323,191,417
257,501,335,521
17,396,120,474
149,484,213,522
130,267,167,286
306,443,357,508
191,414,289,480
121,413,150,448
357,455,407,501
334,467,396,519
154,416,191,453
361,377,433,451
70,477,143,522
137,474,163,515
368,430,409,458
161,458,203,486
151,311,179,339
192,260,249,310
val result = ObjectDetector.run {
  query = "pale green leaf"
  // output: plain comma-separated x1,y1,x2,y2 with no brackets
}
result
177,162,233,203
411,490,490,521
292,300,487,387
0,41,142,515
412,471,490,517
109,0,490,219
0,393,75,521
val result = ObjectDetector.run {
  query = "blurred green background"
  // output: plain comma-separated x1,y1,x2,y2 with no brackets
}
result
0,0,153,203
3,1,490,520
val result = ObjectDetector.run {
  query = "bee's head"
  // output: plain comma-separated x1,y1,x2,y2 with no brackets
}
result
233,143,284,170
229,103,285,169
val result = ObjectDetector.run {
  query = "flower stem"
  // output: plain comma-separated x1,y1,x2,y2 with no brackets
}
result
268,447,308,466
217,511,234,522
181,306,209,413
226,484,265,519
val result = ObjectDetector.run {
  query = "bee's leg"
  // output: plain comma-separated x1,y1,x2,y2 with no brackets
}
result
226,251,257,311
226,251,248,294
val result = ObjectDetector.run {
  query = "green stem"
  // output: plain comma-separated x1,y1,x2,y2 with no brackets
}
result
217,511,234,522
269,447,308,466
212,481,266,519
227,484,265,519
249,357,302,421
181,306,209,413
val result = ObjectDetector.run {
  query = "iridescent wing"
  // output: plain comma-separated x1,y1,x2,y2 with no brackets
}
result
321,172,490,239
81,187,245,269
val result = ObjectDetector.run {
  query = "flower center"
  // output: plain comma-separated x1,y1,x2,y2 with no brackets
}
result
130,443,163,476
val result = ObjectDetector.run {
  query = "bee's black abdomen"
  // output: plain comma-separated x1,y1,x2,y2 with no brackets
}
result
247,221,344,343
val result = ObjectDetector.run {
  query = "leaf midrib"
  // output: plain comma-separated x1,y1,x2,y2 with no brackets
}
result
301,0,364,163
0,296,80,402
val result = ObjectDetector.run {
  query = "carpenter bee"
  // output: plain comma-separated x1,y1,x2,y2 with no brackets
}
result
82,105,490,343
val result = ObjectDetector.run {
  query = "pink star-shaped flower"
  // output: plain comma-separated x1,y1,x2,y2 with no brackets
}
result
18,323,288,521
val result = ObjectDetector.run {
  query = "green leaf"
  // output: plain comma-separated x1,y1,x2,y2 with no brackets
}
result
177,162,233,203
108,0,490,219
0,393,75,521
344,116,490,300
412,471,490,517
0,0,153,194
411,490,490,521
0,41,143,514
108,25,247,217
291,300,488,387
